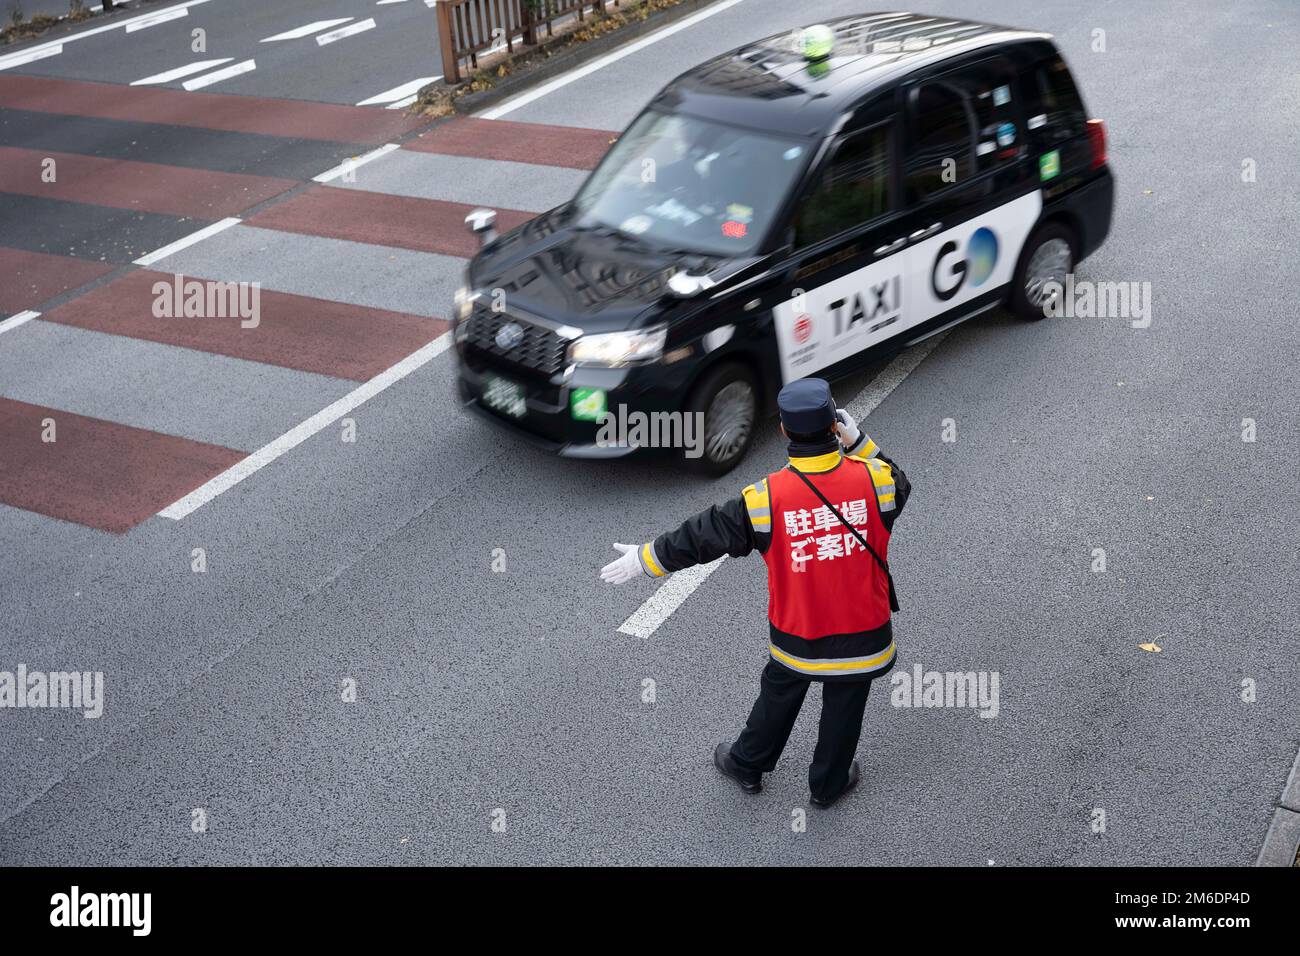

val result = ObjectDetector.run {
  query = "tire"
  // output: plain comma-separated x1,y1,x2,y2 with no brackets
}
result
683,362,759,477
1010,221,1077,320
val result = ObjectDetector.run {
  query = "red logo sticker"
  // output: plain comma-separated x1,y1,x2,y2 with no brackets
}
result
793,314,813,344
722,220,747,238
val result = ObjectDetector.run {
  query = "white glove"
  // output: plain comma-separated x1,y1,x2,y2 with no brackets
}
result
600,543,644,585
835,407,862,451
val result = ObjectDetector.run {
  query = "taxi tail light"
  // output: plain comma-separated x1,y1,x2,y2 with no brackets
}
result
1086,118,1107,170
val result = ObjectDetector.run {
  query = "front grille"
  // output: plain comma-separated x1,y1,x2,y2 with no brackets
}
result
463,309,567,376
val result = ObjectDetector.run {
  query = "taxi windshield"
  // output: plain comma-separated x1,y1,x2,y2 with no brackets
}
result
571,109,809,257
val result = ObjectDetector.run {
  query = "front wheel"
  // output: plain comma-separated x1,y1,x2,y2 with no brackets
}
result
1010,222,1076,320
683,362,758,477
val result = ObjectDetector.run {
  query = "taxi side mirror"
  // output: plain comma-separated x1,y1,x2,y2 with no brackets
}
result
465,208,497,247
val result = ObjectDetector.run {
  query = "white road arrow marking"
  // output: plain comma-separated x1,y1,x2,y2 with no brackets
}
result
316,19,377,45
260,18,353,42
131,59,234,86
182,59,256,91
356,76,440,107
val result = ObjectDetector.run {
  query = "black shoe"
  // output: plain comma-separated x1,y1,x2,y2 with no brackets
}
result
713,742,761,793
810,760,861,808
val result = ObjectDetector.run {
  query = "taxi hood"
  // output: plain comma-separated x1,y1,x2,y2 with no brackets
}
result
468,205,753,335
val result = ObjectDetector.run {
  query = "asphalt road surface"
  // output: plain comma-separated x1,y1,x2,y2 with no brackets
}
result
1,0,1297,866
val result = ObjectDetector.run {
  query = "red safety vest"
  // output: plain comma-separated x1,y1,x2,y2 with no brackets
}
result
761,459,891,639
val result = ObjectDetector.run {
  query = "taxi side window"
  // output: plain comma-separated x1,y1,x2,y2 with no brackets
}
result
793,124,892,249
907,58,1022,198
906,81,974,198
1033,56,1087,141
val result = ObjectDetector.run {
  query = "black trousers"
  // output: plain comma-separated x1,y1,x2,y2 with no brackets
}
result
729,659,872,801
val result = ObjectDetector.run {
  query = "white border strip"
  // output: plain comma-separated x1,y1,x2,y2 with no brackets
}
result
313,143,399,183
0,310,40,336
615,332,951,640
479,0,748,119
133,217,241,266
0,44,63,70
159,333,455,520
0,0,211,71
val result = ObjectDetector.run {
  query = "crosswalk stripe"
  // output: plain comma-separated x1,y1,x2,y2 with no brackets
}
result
0,146,296,219
316,19,377,45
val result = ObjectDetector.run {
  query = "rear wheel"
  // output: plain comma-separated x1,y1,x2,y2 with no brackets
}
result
684,362,758,477
1011,222,1076,320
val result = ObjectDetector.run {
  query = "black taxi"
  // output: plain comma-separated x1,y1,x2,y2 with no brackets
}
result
452,12,1114,475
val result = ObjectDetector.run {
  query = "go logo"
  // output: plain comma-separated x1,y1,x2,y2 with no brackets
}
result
931,227,999,301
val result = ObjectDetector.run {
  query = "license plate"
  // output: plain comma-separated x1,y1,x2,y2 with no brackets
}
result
482,375,527,418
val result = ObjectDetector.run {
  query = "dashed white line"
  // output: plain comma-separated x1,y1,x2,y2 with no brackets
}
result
615,330,950,639
480,0,748,119
0,0,210,71
316,18,377,45
125,7,189,32
617,558,726,639
133,217,241,267
312,143,400,183
260,19,353,43
0,44,63,71
0,311,41,336
182,59,256,91
131,59,234,86
159,333,456,521
356,76,440,107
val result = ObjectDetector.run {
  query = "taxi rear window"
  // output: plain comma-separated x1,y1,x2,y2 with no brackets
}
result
571,110,809,257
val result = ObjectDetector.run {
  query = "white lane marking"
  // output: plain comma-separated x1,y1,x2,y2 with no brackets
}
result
125,7,189,32
480,0,748,119
618,558,726,639
316,18,376,45
386,95,418,110
131,58,234,86
615,331,950,639
160,333,455,520
182,58,256,91
133,217,241,266
377,0,409,4
0,0,210,70
0,311,40,336
260,18,353,42
0,44,63,70
312,143,399,183
356,75,439,107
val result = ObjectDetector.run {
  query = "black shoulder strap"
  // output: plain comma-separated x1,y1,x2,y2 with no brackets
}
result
787,465,900,612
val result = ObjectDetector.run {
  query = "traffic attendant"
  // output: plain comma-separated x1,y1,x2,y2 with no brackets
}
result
600,378,910,807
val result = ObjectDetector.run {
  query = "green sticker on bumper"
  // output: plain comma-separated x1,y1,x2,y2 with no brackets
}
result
570,387,607,422
1039,149,1061,181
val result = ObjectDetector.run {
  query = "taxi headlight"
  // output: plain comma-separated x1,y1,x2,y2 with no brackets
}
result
568,326,667,367
453,285,480,323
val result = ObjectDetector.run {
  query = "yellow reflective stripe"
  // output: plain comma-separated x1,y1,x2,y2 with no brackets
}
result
641,542,666,577
742,479,771,529
768,642,896,673
788,450,841,473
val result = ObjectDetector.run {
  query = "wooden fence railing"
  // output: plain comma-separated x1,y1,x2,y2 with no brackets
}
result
434,0,620,83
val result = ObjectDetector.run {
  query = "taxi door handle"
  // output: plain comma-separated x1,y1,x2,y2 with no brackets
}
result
909,222,942,242
873,237,907,257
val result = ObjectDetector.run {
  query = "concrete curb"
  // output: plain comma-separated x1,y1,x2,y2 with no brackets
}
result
444,0,724,116
1255,745,1300,866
